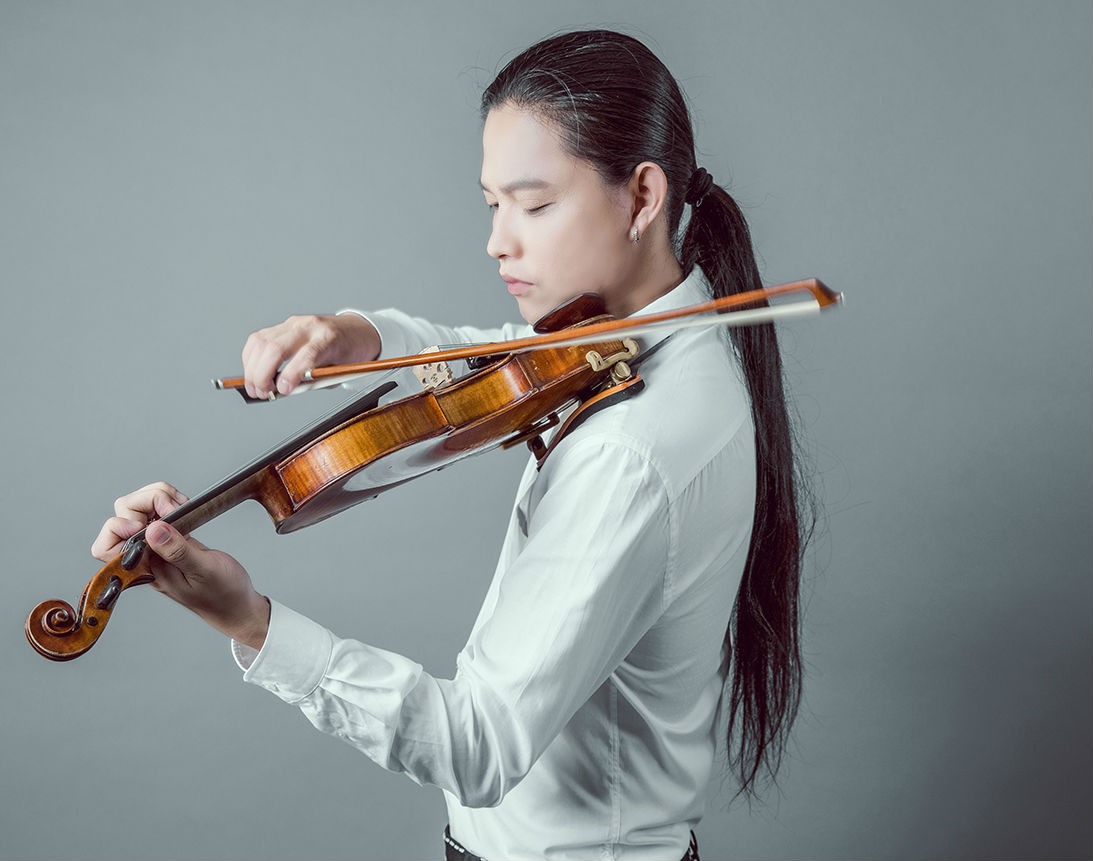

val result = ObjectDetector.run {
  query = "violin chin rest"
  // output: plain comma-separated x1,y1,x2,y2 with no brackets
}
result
533,293,607,333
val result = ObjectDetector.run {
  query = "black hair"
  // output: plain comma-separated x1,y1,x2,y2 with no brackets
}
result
483,29,814,798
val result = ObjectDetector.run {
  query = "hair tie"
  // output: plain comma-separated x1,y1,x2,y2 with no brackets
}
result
685,167,714,206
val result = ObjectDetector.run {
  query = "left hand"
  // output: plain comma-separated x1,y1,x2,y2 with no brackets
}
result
92,482,271,650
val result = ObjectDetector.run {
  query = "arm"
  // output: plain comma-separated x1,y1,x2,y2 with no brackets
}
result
92,444,669,806
343,306,527,370
238,437,670,806
240,308,527,400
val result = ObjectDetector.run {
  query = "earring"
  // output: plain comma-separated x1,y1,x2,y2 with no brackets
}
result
631,227,640,243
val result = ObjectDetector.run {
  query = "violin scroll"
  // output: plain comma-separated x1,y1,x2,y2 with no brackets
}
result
26,599,86,661
25,555,154,661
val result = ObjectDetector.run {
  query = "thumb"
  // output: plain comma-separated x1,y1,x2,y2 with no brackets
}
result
146,521,200,570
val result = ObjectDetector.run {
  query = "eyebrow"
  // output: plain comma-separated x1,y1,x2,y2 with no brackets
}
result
480,177,553,195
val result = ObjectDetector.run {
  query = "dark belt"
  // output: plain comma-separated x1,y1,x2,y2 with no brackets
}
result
444,826,700,861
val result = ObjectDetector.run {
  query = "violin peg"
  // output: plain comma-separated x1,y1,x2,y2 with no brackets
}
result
120,536,146,571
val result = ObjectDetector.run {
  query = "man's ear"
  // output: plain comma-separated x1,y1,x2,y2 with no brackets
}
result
627,161,669,238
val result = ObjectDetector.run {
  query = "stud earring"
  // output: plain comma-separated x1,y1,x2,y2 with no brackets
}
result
631,227,640,243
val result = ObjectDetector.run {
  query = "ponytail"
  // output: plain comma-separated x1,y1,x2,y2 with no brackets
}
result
684,182,813,795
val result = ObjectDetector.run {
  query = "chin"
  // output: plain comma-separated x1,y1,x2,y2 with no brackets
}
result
513,297,543,326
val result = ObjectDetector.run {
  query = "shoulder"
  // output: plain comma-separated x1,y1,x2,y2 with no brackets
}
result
546,347,745,481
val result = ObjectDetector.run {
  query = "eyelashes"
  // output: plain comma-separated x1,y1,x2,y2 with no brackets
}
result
483,201,553,215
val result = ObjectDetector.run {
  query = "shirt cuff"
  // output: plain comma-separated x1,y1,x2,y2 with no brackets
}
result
231,599,334,704
337,307,418,361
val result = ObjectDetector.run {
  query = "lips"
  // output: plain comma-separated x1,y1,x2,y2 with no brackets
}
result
501,273,532,296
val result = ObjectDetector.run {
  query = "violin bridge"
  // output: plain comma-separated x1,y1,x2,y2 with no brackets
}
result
584,338,639,384
412,346,455,391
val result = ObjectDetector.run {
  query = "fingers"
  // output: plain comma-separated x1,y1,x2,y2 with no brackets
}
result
145,520,193,567
92,482,189,561
91,516,145,561
240,314,382,399
275,339,325,395
141,522,268,648
242,324,294,400
141,521,210,594
242,315,335,400
112,481,188,521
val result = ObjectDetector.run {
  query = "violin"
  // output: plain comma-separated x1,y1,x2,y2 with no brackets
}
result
25,279,841,662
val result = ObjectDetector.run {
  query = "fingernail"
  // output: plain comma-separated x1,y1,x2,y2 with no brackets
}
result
147,521,174,545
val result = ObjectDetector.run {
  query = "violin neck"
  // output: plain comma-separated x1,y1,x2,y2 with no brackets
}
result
133,377,405,552
162,472,274,534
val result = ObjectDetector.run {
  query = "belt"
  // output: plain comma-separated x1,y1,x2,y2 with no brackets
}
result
444,826,700,861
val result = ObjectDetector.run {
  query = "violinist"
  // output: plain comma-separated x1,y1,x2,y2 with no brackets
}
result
92,30,812,861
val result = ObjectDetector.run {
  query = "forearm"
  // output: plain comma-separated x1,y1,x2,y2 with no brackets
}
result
342,307,526,361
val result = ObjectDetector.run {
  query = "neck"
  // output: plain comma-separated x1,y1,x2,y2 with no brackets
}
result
607,236,685,318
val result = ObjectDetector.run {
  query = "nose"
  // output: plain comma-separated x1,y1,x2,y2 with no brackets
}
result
486,208,518,260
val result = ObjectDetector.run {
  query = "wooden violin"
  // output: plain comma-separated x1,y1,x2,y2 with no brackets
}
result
25,279,841,662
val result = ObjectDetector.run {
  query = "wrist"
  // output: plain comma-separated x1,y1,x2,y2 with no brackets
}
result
334,311,382,363
225,594,271,651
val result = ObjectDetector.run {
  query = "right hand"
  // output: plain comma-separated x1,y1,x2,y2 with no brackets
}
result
241,312,382,399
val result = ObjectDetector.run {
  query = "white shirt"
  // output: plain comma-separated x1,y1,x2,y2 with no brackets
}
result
233,268,757,860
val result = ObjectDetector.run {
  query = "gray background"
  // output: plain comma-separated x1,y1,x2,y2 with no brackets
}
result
2,2,1090,859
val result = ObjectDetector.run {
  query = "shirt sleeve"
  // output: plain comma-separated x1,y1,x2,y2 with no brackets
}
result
338,307,529,360
234,434,672,809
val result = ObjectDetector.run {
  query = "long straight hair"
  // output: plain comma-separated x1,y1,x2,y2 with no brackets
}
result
482,29,814,798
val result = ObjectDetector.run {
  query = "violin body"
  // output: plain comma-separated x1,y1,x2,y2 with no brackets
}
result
25,295,636,661
275,337,622,529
